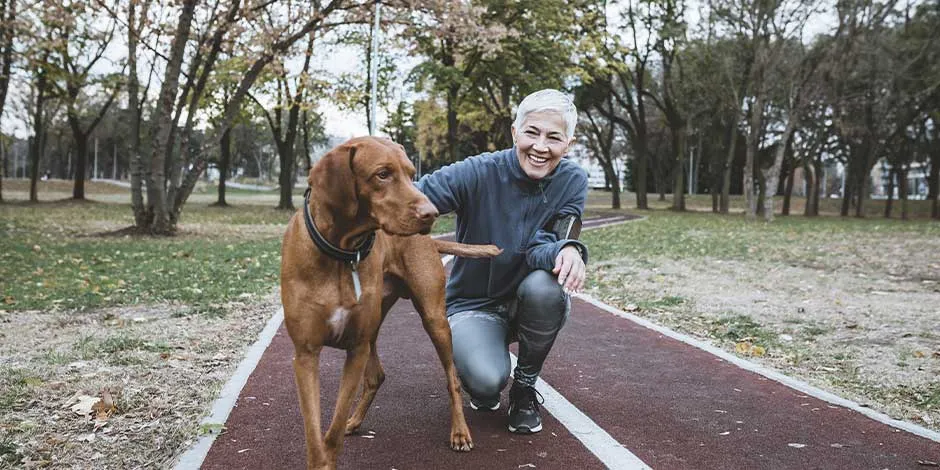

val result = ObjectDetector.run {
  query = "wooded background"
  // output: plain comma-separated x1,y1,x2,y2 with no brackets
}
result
0,0,938,233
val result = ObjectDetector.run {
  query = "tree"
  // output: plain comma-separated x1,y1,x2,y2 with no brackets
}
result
249,31,318,210
46,0,122,200
576,76,624,209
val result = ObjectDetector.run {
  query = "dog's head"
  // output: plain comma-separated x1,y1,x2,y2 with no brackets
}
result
309,136,438,236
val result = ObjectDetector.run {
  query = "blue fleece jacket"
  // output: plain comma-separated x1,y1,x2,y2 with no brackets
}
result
416,147,589,316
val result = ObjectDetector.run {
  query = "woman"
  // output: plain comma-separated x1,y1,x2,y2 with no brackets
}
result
417,89,588,434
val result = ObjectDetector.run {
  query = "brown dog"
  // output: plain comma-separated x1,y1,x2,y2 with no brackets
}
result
281,136,499,469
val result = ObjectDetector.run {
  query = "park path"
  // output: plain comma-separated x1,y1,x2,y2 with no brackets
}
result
190,216,940,469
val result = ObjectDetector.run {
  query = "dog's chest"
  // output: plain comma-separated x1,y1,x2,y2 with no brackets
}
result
327,307,351,343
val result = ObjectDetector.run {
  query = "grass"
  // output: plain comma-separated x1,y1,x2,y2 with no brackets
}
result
0,191,456,313
586,189,939,219
582,209,940,266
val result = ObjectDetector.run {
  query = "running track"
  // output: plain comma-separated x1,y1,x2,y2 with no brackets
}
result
184,216,940,469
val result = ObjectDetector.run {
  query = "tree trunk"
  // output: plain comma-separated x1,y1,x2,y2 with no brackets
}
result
782,161,796,216
127,0,148,228
803,159,816,216
28,68,46,203
0,139,4,202
277,140,294,210
745,93,764,219
761,121,796,222
215,126,231,207
71,134,88,199
720,114,740,214
671,125,686,211
0,0,13,134
930,142,939,219
898,163,909,220
884,166,895,218
145,0,197,234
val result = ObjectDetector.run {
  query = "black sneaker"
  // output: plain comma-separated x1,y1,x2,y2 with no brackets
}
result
469,396,500,411
507,383,543,434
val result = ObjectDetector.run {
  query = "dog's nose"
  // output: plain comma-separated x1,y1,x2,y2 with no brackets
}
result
416,201,439,221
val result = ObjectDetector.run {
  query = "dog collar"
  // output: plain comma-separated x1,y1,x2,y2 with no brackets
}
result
303,187,375,300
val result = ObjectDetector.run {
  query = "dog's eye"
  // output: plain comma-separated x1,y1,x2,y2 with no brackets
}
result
376,169,392,180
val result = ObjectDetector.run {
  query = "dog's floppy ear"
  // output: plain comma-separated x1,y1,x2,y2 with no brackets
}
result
309,142,360,219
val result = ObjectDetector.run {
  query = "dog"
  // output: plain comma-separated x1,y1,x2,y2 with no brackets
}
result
280,136,500,469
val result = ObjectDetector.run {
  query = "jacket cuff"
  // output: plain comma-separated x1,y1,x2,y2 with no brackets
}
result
559,240,588,265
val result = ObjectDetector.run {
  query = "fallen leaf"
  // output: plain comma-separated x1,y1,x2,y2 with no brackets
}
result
788,443,806,449
92,389,116,421
913,351,926,358
69,395,100,416
3,295,14,305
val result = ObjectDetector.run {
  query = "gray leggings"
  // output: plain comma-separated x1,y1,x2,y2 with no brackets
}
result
447,270,570,400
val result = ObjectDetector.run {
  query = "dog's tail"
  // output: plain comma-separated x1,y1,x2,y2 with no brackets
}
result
433,240,502,258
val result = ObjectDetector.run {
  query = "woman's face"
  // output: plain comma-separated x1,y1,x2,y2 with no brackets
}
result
512,110,573,180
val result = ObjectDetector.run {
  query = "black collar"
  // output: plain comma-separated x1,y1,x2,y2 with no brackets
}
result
303,187,375,265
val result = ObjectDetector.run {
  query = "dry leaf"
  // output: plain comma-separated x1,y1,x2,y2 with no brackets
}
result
92,389,116,421
913,351,926,358
69,395,100,416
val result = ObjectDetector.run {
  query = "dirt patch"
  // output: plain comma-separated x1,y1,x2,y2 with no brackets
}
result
588,255,940,432
0,293,278,468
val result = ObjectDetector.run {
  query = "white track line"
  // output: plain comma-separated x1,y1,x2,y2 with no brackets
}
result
509,353,651,469
575,293,940,444
173,308,285,470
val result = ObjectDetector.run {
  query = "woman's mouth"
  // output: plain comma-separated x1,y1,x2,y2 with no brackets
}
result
527,154,549,166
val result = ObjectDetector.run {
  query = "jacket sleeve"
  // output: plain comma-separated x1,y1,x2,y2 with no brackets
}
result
415,157,477,215
525,172,589,271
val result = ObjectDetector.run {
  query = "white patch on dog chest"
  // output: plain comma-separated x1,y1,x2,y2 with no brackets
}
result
328,307,350,342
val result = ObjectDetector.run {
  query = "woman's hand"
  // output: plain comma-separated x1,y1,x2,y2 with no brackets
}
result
553,245,585,294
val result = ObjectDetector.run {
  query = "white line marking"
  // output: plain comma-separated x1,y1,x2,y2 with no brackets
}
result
575,293,940,444
584,216,647,231
173,308,285,470
509,354,652,469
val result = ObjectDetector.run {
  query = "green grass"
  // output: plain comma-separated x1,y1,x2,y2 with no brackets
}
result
637,295,686,310
582,210,940,264
707,314,778,346
0,197,457,313
0,368,36,412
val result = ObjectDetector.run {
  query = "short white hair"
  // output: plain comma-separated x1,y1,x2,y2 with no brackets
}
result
513,89,578,139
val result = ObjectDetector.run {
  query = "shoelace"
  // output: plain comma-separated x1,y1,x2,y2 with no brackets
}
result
517,386,545,411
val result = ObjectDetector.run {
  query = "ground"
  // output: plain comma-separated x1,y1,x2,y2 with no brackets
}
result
0,179,937,468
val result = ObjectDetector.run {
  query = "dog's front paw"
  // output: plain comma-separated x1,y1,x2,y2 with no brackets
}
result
450,425,473,452
344,417,362,435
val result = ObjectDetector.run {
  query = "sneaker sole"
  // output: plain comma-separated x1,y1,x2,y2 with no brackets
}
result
470,401,500,411
507,422,542,434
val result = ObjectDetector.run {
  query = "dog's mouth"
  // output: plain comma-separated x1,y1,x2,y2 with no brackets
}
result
381,217,434,236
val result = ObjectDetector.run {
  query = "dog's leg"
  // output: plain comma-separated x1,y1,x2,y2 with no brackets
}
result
345,340,384,434
293,345,329,470
323,343,370,466
346,281,399,434
405,262,473,452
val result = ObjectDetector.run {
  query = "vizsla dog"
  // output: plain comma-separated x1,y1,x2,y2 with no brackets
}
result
281,136,499,469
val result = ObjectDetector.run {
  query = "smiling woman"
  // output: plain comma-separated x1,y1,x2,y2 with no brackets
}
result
415,88,589,436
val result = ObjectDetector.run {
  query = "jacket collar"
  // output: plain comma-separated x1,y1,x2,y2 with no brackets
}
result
507,146,560,188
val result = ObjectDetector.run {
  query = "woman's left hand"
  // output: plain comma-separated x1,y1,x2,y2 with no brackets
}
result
553,245,585,294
